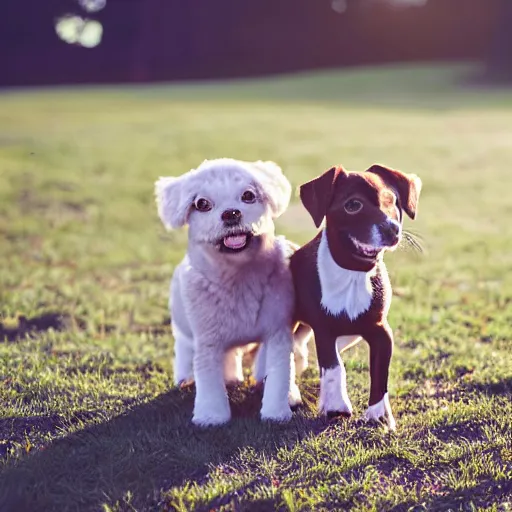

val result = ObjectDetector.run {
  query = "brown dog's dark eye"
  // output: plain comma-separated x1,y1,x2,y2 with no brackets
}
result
344,198,363,214
241,190,256,203
194,198,212,212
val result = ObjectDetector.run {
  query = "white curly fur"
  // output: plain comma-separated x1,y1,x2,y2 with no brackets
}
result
156,158,303,427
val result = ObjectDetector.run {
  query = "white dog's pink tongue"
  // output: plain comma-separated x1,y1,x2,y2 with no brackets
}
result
224,235,247,249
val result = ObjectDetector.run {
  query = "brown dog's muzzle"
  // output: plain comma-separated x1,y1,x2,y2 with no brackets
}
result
379,219,401,247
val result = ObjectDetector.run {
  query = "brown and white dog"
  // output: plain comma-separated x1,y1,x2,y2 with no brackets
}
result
290,164,422,430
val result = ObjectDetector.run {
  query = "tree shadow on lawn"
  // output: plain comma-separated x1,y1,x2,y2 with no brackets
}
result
0,312,170,343
0,384,326,512
465,376,512,396
0,313,78,342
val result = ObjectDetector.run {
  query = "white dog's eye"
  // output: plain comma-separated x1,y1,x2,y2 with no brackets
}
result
194,197,212,212
241,190,256,203
344,198,363,214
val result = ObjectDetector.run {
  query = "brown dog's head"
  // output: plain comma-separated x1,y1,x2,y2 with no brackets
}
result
299,164,422,271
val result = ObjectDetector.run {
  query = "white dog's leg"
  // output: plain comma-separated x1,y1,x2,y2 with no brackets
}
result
293,324,313,377
260,330,293,422
253,342,267,383
336,335,362,354
224,347,244,385
172,324,194,386
288,352,302,408
256,344,301,407
193,343,231,426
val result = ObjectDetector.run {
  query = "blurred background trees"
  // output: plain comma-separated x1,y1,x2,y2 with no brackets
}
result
1,0,507,86
486,0,512,81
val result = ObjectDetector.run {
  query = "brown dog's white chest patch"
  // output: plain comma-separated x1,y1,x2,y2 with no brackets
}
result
317,231,375,320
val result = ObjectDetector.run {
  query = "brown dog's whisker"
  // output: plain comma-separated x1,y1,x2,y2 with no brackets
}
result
401,229,426,255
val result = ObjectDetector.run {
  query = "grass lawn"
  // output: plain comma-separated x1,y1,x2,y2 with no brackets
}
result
0,62,511,511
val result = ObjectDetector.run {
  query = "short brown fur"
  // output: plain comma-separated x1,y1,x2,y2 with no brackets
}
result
291,164,422,426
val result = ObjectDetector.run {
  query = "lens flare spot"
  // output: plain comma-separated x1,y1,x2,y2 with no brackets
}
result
55,15,103,48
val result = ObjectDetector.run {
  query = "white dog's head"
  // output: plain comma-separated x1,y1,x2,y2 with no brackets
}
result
155,158,291,260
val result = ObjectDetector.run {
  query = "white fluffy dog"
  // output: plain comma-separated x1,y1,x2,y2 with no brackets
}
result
155,158,309,426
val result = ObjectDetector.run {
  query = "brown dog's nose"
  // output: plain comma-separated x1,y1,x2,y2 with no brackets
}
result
381,220,401,245
386,220,400,237
221,209,242,226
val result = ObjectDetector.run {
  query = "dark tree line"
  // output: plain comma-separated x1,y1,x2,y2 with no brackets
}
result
0,0,505,87
486,0,512,80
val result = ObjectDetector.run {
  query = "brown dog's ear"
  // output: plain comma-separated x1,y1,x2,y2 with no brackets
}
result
299,166,344,228
366,164,422,219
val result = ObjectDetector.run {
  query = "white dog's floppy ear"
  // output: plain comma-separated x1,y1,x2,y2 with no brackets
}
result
250,160,292,218
155,175,194,230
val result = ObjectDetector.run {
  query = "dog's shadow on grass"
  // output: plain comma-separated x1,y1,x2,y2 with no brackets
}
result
389,478,512,512
0,383,325,512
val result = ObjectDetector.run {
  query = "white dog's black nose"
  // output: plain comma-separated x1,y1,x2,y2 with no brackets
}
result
222,209,242,226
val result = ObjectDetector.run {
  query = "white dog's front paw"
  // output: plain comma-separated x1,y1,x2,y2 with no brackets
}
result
363,393,396,430
319,366,353,418
289,382,303,408
260,403,293,423
192,400,231,427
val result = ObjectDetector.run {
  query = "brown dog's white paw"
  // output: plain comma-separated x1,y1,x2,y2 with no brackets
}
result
319,366,353,418
363,393,396,431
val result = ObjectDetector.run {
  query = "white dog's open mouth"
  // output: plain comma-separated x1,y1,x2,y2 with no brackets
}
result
224,234,248,250
218,232,254,253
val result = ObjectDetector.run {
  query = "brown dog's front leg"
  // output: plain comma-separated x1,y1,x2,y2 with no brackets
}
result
363,323,396,430
315,330,353,418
